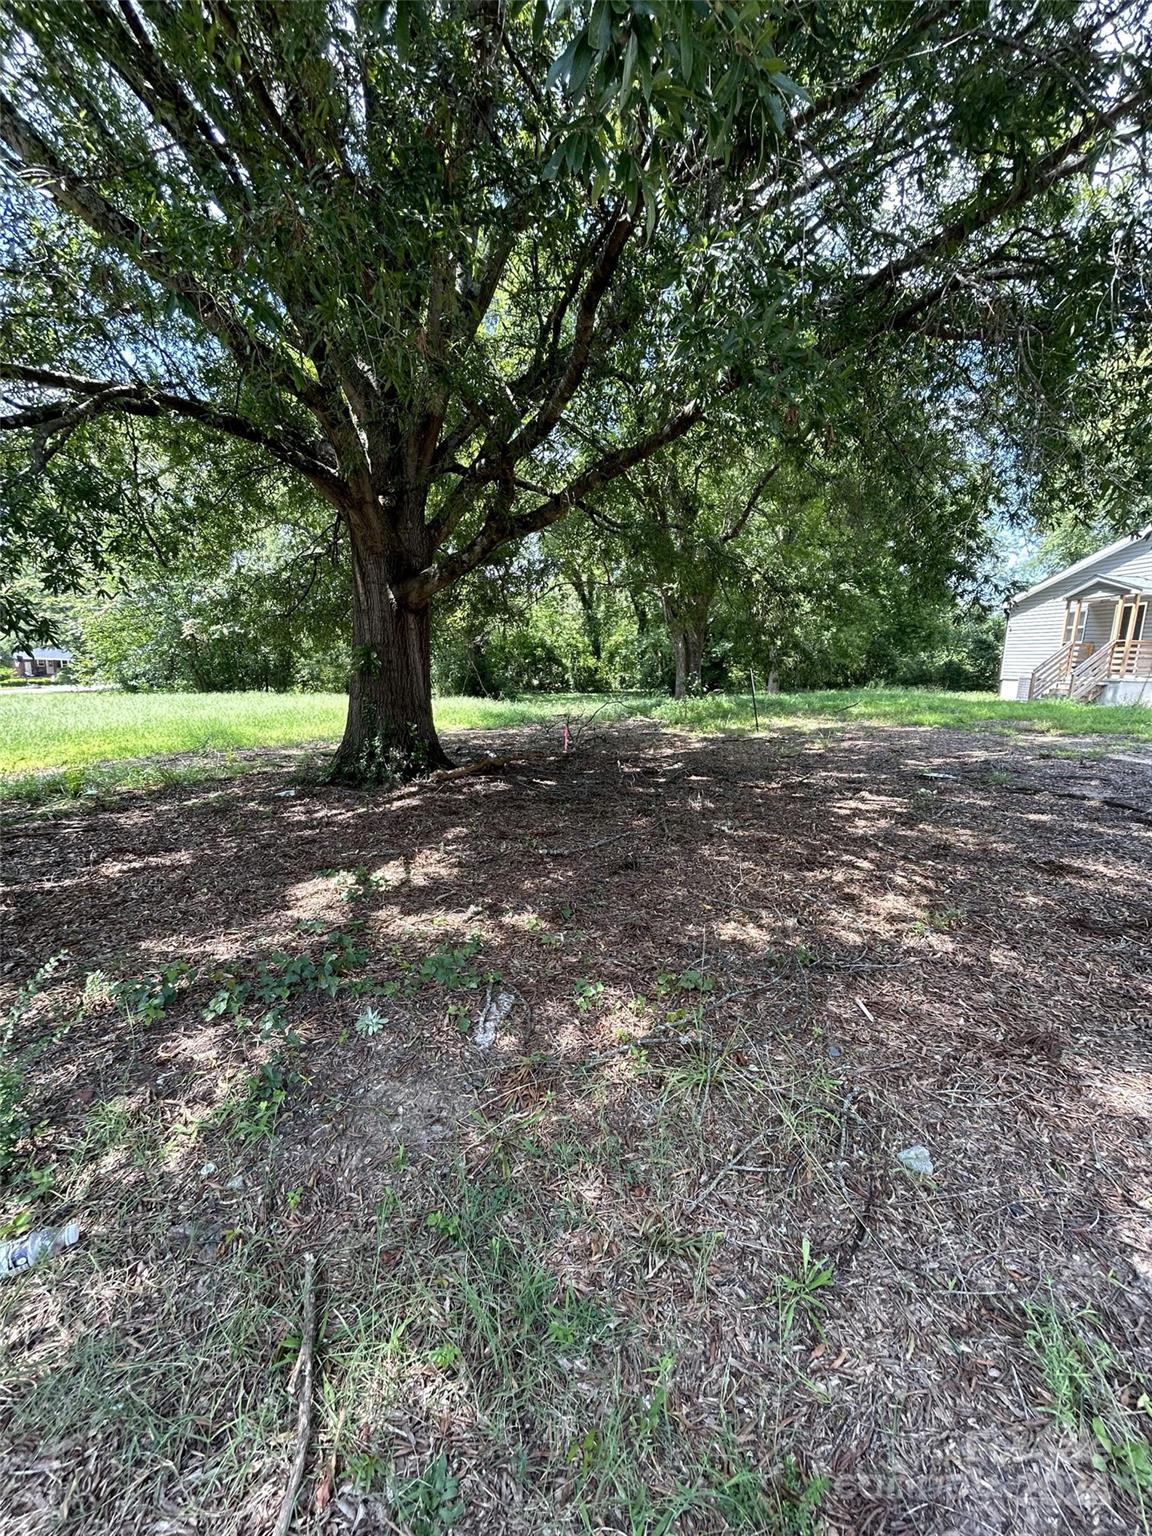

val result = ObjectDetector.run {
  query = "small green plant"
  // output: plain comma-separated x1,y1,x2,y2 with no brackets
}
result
251,1009,300,1051
388,1454,465,1536
376,1187,402,1219
204,933,366,1022
220,1062,287,1144
446,998,472,1033
355,1005,388,1038
345,1449,388,1492
81,969,116,1011
707,1446,827,1534
634,1351,677,1440
574,977,605,1012
322,865,386,904
425,1208,462,1242
523,911,563,947
0,1059,27,1183
656,966,715,996
1,953,68,1180
772,1237,835,1343
1024,1300,1152,1506
118,960,193,1022
545,1289,613,1350
910,905,965,936
707,1449,828,1535
419,937,484,989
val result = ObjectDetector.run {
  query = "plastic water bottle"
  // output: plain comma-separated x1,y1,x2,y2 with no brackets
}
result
0,1220,81,1278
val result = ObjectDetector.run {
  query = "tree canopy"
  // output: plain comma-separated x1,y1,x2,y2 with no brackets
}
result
2,1,1150,774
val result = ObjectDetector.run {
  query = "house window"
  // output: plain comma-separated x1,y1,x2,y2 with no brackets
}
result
1061,606,1086,645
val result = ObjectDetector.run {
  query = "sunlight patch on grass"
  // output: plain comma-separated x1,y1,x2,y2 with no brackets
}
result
0,689,642,778
1,686,1147,810
647,687,1152,738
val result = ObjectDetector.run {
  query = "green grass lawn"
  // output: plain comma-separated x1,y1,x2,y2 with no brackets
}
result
655,686,1152,737
1,685,1149,806
0,688,626,774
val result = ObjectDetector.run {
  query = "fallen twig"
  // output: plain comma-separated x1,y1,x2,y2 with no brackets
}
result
273,1251,318,1536
429,753,541,787
683,1132,770,1213
540,827,637,856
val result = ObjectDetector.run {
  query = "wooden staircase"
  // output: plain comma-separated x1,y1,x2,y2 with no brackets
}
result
1066,643,1115,700
1030,637,1152,701
1027,641,1078,700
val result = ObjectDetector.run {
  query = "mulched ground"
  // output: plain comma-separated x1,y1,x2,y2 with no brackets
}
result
2,720,1151,1536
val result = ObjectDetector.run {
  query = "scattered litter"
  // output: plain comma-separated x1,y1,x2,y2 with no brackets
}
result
917,770,959,780
474,986,516,1049
896,1145,934,1177
827,1043,843,1059
225,1174,246,1191
274,788,297,798
200,1161,218,1178
0,1220,81,1278
854,997,875,1023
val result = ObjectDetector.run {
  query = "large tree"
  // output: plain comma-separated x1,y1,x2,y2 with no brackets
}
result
1,2,1149,777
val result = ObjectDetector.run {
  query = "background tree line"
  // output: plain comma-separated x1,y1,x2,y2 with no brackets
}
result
1,2,1149,767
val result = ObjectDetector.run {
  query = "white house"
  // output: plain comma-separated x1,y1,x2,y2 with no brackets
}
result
1000,528,1152,705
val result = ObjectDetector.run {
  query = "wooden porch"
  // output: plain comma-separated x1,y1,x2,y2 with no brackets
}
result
1028,591,1151,700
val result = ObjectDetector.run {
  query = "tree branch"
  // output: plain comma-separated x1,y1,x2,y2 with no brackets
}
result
403,390,718,604
853,86,1152,307
722,460,781,542
0,91,325,414
0,364,346,505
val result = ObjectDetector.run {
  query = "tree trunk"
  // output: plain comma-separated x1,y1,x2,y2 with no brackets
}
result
662,586,710,700
329,544,449,783
670,624,706,699
672,630,689,700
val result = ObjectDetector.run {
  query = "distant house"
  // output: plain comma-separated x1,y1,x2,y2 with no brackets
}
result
1000,528,1152,704
12,646,73,679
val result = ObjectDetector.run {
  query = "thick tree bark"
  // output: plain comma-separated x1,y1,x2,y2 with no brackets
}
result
670,624,706,699
329,544,449,783
663,588,709,700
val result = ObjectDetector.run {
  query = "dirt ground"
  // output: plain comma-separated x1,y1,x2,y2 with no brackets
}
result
2,720,1151,1536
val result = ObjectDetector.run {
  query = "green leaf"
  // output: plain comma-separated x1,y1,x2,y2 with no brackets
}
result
679,24,694,82
621,29,639,101
546,34,581,91
589,0,613,53
567,37,598,97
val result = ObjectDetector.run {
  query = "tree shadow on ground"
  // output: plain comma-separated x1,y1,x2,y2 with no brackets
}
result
2,721,1150,1535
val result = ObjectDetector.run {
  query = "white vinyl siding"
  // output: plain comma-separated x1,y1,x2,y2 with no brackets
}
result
1000,536,1152,693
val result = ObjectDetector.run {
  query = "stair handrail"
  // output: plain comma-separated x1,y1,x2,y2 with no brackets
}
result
1028,640,1076,700
1113,634,1152,678
1068,641,1116,699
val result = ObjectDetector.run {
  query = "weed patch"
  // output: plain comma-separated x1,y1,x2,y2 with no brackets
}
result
1025,1300,1152,1513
